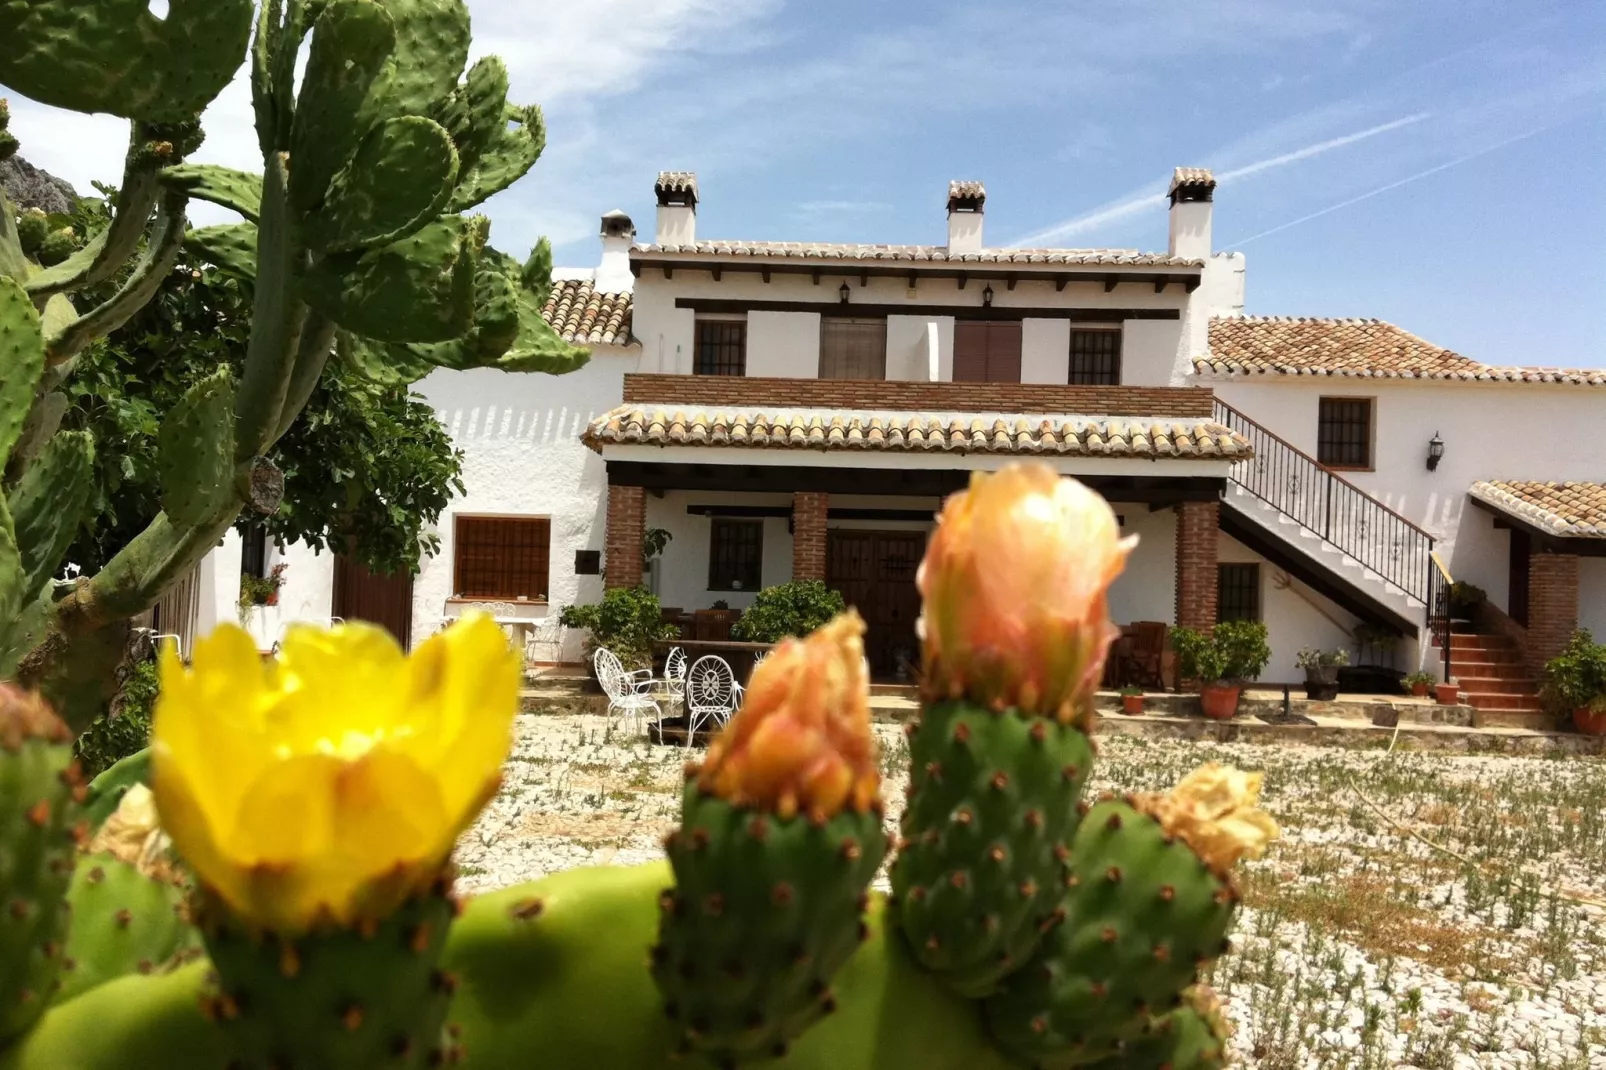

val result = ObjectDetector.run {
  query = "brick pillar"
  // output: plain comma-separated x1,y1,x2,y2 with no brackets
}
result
791,492,829,582
605,484,646,589
1526,552,1579,673
1175,501,1219,631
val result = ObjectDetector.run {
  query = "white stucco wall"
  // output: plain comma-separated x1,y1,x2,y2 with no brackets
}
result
1021,319,1071,384
1207,378,1605,614
1105,505,1176,625
644,490,795,612
1580,558,1606,640
196,530,244,640
1121,319,1187,387
410,344,642,658
1219,533,1359,683
746,311,820,378
887,315,952,381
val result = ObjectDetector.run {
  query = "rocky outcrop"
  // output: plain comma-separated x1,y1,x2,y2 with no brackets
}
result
0,155,77,215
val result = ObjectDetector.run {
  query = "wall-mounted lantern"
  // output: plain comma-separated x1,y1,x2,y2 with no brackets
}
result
1426,432,1444,471
982,284,994,307
839,281,851,304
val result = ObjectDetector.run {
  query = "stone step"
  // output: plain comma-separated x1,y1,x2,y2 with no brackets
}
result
1470,709,1558,731
1463,691,1542,712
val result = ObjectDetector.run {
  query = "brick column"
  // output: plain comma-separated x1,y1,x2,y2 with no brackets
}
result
604,484,646,589
1174,501,1219,631
1526,551,1579,673
791,492,829,582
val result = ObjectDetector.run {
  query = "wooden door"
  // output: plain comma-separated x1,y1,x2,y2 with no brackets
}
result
827,531,925,678
333,555,415,650
1508,530,1530,628
953,321,1022,383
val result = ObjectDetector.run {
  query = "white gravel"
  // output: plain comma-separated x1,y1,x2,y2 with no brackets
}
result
460,713,1606,1069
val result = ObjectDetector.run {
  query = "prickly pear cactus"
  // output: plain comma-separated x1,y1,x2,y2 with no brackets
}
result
0,686,82,1042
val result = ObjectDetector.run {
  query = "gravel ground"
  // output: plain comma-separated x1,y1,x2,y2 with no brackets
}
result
459,712,1606,1069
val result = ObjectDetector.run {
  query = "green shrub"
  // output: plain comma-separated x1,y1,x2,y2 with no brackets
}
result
730,581,847,644
74,658,157,779
1169,621,1270,684
1540,629,1606,715
559,587,679,670
1448,581,1487,613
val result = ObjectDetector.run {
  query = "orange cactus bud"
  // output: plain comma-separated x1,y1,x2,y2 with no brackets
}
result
697,611,880,821
0,683,71,752
918,463,1135,724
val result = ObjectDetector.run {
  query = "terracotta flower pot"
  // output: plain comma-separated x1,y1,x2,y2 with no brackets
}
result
1199,683,1241,720
1121,694,1145,716
1573,707,1606,736
1410,682,1429,697
1435,682,1459,705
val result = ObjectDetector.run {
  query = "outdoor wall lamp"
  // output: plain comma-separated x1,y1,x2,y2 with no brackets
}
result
982,284,994,307
1426,432,1444,471
839,281,851,304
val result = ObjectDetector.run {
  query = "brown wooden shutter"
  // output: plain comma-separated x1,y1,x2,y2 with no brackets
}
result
953,321,989,382
986,322,1022,383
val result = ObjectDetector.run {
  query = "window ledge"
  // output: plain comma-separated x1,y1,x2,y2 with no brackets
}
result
445,597,550,606
1323,466,1376,474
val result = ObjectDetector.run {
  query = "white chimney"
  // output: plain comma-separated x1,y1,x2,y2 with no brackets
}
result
1167,167,1215,260
654,171,697,245
596,209,635,292
947,180,985,253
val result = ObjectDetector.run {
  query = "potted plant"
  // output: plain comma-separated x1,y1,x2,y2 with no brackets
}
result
1434,678,1460,705
1295,647,1349,701
1540,629,1606,735
1118,686,1145,716
1402,671,1434,698
729,581,847,644
1170,621,1271,720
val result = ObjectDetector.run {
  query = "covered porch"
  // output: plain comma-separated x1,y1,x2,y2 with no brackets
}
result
583,376,1255,680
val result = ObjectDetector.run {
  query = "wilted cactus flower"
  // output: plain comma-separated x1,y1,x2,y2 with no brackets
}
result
918,463,1136,723
151,614,519,933
698,610,880,821
1134,762,1280,873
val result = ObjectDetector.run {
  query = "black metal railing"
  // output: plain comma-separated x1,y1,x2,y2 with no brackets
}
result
1214,400,1434,605
1427,553,1454,680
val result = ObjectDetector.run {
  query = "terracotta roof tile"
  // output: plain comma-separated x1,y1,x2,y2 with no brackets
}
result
583,405,1251,459
1197,317,1605,386
1169,167,1216,194
948,180,986,206
631,241,1200,267
1469,482,1606,538
540,279,633,346
654,171,698,198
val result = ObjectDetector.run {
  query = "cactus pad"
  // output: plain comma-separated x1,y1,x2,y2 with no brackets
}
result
450,104,546,212
370,0,471,121
56,852,199,1004
984,797,1241,1065
301,216,477,343
157,367,237,527
6,430,93,607
160,165,263,223
0,687,82,1042
435,56,511,174
653,785,885,1065
0,0,254,121
197,882,459,1069
891,699,1094,998
288,0,399,214
184,223,259,283
0,276,45,471
1113,986,1232,1070
310,115,459,253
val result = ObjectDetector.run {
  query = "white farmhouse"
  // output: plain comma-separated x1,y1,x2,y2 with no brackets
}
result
190,168,1606,723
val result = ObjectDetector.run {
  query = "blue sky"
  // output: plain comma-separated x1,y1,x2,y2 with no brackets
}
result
10,1,1604,365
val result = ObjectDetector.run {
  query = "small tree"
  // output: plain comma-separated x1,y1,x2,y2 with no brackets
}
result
730,581,846,644
1540,629,1606,716
559,587,678,670
1170,621,1270,685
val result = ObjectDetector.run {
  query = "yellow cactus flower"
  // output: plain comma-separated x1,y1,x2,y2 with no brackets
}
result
698,611,880,821
151,614,520,933
1135,762,1280,873
918,463,1136,723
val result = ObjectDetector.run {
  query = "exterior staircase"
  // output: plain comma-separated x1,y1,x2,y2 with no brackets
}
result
1213,401,1430,636
1437,631,1550,730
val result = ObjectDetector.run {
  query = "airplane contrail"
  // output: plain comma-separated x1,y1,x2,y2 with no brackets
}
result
1228,123,1559,247
1011,112,1432,247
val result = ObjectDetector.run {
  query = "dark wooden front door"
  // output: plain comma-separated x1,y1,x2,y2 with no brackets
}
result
827,530,925,679
1508,530,1531,628
333,555,415,650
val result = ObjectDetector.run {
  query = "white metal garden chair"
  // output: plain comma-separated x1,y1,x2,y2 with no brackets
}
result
523,616,565,668
686,655,740,748
660,647,688,713
593,646,660,733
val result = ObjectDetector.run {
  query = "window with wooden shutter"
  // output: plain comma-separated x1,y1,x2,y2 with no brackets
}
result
1317,397,1373,469
708,519,763,591
1216,563,1261,623
453,516,552,600
818,317,887,379
953,321,1022,382
694,317,747,376
1069,328,1122,385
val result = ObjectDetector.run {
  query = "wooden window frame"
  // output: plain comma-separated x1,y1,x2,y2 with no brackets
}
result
707,518,763,592
452,514,552,602
1316,396,1375,471
818,316,888,380
1068,327,1122,385
1216,563,1261,623
239,525,269,580
694,315,748,377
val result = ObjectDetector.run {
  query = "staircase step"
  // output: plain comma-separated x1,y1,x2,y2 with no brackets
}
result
1464,692,1543,712
1471,709,1559,731
1452,661,1534,681
1455,676,1538,695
